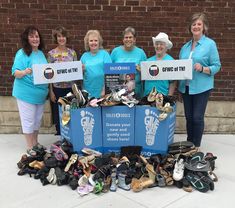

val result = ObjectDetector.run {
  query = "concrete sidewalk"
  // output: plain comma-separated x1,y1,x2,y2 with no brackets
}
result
0,134,235,208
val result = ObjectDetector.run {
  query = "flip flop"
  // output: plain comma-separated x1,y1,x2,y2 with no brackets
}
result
186,172,210,193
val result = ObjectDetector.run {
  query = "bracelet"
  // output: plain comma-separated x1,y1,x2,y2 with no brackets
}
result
200,66,204,73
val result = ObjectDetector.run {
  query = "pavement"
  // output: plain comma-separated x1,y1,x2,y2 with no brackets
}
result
0,133,235,208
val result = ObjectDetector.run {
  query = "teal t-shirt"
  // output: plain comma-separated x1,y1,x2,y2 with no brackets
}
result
144,54,174,96
111,46,147,98
12,49,49,104
81,49,112,98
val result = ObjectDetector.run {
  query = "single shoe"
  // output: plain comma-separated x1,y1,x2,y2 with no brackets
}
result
61,104,71,126
110,172,117,192
186,172,210,193
64,154,78,172
158,112,168,121
118,173,131,191
81,147,102,157
77,184,94,196
161,102,173,113
147,87,157,102
173,158,184,181
155,93,163,109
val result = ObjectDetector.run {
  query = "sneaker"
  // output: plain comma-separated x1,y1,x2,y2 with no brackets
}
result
173,158,184,181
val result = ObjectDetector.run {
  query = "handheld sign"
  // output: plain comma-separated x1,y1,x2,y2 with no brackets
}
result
104,63,136,94
141,59,192,80
32,61,83,84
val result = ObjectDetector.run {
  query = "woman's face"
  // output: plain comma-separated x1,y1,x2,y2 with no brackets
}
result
154,41,167,57
57,33,67,47
191,19,204,38
88,34,99,52
123,32,136,51
28,31,40,50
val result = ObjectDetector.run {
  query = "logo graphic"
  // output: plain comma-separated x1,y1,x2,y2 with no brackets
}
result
149,64,159,77
80,110,95,145
144,109,160,146
43,67,54,79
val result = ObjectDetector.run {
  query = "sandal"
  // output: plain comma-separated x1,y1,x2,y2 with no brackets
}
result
147,87,157,102
93,180,103,194
77,184,94,196
186,172,210,193
64,154,78,172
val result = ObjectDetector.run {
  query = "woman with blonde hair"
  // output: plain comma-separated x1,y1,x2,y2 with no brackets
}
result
81,30,112,98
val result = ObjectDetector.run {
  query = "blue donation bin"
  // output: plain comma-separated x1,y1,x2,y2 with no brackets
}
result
134,105,176,156
59,106,103,154
102,106,135,153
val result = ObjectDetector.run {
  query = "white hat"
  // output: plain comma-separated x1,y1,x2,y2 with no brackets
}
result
152,32,173,49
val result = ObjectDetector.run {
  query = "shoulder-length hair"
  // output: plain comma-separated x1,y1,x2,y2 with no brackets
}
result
21,26,45,56
188,13,209,35
84,30,103,51
52,26,69,44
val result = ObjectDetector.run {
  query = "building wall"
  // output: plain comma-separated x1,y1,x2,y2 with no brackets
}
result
0,96,234,134
0,0,235,101
0,1,234,133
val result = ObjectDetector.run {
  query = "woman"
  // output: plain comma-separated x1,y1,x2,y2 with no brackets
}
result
47,26,78,135
12,26,48,155
144,32,176,96
81,30,112,98
178,13,221,149
111,27,147,98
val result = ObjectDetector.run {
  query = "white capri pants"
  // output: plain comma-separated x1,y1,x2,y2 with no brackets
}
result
17,99,45,134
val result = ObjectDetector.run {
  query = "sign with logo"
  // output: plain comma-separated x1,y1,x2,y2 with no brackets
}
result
141,59,192,80
104,63,136,94
135,106,176,156
102,106,135,153
32,61,83,84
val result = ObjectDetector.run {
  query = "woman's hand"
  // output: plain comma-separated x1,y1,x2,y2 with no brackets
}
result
194,63,203,72
24,68,32,75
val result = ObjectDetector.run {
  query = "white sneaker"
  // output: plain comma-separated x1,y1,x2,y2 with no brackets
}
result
173,158,185,181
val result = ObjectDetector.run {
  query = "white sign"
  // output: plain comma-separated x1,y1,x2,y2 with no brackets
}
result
32,61,83,84
141,59,192,80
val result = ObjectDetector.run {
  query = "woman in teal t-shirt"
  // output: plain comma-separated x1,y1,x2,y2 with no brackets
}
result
111,27,147,98
12,26,48,156
81,30,112,98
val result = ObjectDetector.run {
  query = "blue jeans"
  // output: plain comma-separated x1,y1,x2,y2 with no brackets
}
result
181,87,211,147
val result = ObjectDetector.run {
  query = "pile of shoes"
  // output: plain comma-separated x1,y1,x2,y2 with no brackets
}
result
169,141,218,193
17,140,218,195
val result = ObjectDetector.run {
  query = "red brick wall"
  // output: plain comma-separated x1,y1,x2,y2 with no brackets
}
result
1,0,234,100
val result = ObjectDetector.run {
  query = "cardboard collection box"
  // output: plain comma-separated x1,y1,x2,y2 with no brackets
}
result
60,105,176,155
135,106,176,156
102,106,135,153
59,106,103,154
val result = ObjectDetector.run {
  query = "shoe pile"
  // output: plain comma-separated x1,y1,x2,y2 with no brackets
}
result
16,139,218,195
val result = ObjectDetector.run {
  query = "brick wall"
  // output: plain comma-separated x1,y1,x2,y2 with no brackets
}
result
0,0,234,100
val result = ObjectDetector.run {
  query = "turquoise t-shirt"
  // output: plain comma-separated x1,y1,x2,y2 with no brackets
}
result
144,54,174,96
178,35,221,94
12,49,49,104
111,46,147,98
81,49,112,98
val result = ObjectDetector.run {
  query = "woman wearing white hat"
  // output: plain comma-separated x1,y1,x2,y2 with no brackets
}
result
144,32,176,96
178,13,221,149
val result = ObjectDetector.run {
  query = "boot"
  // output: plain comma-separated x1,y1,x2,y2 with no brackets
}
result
118,173,130,191
110,172,117,192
